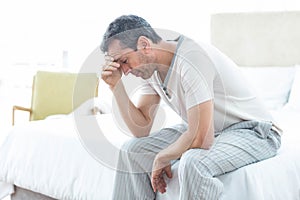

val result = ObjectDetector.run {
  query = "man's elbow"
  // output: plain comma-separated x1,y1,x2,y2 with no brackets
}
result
190,137,214,150
133,132,150,138
128,118,154,138
131,127,152,138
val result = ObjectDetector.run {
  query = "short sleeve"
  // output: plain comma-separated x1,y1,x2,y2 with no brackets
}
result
181,52,215,109
137,78,157,95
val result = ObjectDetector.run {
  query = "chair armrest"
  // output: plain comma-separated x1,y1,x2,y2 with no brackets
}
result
12,105,32,125
13,105,32,112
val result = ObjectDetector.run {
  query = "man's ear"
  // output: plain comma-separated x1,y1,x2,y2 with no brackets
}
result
137,36,151,53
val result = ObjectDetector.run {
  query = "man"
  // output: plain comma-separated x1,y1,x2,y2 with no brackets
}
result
100,15,281,200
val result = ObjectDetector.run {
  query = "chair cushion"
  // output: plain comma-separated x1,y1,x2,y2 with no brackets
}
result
31,71,98,120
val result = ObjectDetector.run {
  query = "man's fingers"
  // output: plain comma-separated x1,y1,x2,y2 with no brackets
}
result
151,172,157,192
101,71,112,76
107,61,120,68
104,54,114,62
151,173,167,194
151,171,163,192
156,178,167,193
164,165,173,178
151,181,158,193
151,162,172,193
102,65,119,72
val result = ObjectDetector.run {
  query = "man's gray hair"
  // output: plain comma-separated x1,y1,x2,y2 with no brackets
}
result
100,15,162,53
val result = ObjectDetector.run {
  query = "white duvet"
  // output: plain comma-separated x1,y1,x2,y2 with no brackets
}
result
0,107,300,200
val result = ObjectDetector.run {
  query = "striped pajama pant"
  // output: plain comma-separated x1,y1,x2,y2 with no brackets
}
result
112,120,281,200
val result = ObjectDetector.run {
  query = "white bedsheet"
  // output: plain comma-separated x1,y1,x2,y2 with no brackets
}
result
0,114,121,199
0,109,300,200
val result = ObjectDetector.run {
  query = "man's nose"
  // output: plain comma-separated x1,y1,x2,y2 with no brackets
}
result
122,65,132,75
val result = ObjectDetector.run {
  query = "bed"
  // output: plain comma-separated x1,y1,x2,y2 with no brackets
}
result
1,11,300,200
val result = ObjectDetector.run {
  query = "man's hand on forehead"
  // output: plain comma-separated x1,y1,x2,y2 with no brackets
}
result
105,52,115,61
106,47,137,64
105,52,122,64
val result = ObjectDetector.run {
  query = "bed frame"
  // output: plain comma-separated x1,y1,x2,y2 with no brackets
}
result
211,11,300,66
10,10,300,200
11,187,56,200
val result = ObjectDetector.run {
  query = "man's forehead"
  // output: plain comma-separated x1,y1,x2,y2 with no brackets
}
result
107,40,125,59
107,41,136,62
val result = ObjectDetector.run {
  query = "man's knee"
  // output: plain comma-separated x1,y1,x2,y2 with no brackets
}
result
118,138,155,173
120,138,144,153
178,149,212,178
119,137,155,162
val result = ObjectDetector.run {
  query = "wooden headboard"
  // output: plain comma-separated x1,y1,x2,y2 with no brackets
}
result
210,11,300,66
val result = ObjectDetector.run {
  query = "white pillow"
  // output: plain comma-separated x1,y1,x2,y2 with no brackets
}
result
239,66,296,110
286,66,300,111
45,114,69,120
73,97,112,116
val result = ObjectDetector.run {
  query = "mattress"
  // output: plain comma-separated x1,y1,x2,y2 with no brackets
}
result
0,107,300,200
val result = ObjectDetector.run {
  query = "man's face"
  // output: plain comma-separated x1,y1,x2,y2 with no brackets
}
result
107,39,156,79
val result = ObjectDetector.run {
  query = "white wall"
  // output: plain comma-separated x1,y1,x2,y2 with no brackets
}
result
0,0,299,138
1,0,299,69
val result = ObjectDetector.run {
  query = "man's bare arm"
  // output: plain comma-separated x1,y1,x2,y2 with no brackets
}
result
101,57,161,138
151,100,214,193
113,81,161,137
156,100,214,161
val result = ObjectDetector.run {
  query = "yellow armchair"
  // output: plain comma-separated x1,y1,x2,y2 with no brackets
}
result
12,71,99,125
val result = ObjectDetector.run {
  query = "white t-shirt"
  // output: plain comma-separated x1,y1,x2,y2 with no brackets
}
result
139,35,274,133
